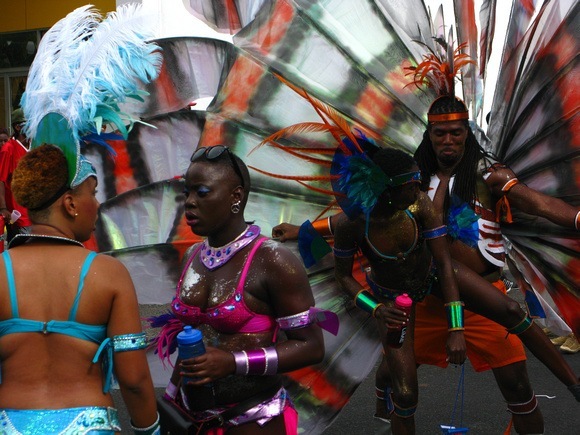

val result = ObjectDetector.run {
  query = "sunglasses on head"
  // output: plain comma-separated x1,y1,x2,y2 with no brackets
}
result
388,171,422,187
190,145,245,188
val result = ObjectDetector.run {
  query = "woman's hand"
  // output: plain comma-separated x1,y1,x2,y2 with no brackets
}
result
179,346,235,386
445,331,467,366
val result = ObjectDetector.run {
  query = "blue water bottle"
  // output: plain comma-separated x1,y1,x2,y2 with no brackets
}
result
177,326,206,368
177,326,215,410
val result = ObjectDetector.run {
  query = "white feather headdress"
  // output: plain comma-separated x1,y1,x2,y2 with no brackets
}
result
20,3,162,187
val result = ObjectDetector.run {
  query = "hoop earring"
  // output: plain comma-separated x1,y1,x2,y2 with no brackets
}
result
231,201,241,214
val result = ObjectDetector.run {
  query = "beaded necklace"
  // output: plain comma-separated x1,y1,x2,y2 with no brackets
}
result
8,233,84,248
199,224,260,270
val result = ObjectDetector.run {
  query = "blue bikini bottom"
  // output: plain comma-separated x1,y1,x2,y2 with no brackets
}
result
0,406,120,434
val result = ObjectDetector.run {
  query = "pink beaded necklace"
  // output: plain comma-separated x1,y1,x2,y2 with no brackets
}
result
199,224,261,270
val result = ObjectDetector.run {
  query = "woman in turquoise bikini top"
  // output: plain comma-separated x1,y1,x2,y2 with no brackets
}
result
0,145,159,434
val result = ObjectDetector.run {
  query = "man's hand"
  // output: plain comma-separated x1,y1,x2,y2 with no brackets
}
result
446,331,467,365
272,223,300,242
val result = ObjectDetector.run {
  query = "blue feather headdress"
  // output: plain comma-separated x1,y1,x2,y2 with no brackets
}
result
20,3,162,188
331,135,421,218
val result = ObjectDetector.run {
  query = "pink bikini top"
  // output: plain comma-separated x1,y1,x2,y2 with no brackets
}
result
171,237,277,334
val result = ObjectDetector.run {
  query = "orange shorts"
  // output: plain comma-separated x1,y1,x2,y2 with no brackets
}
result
413,280,526,372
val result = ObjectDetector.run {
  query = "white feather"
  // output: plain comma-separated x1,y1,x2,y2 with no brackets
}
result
21,3,161,142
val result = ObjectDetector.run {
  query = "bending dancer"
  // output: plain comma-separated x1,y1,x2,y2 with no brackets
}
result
332,146,466,435
0,145,159,433
154,146,332,434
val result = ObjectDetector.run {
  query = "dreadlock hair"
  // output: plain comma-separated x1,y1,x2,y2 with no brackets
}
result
414,96,491,207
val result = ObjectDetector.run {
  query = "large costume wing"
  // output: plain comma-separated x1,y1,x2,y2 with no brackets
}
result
91,0,579,431
486,0,579,335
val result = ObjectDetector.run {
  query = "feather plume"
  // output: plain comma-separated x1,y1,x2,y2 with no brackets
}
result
266,143,333,166
405,38,476,96
335,154,390,215
22,3,162,146
248,165,334,183
261,74,363,154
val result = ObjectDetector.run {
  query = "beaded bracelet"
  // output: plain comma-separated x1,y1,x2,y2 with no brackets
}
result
355,289,384,318
333,246,359,258
232,347,279,376
444,301,465,331
131,412,160,434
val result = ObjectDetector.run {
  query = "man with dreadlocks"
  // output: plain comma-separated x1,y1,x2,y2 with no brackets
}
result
406,94,580,434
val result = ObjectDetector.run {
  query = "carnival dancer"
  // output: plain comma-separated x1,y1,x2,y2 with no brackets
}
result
151,145,336,434
0,4,164,433
328,144,466,435
0,145,159,433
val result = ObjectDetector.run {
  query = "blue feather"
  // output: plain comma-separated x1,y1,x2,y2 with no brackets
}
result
20,3,161,186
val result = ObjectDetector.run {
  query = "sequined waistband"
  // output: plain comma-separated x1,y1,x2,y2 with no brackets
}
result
366,270,436,302
191,387,291,427
0,406,120,434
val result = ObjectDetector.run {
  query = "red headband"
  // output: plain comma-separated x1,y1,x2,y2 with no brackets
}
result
428,111,469,123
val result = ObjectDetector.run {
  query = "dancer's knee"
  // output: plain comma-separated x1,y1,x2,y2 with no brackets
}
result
392,389,417,416
493,363,533,401
504,298,526,324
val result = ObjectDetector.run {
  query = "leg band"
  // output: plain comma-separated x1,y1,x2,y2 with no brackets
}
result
506,315,533,335
375,387,394,414
507,393,538,415
393,402,417,418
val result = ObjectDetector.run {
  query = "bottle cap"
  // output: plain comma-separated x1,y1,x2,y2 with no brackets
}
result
177,325,203,345
395,293,413,308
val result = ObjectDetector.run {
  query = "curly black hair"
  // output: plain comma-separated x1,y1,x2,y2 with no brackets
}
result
372,147,416,177
12,144,69,217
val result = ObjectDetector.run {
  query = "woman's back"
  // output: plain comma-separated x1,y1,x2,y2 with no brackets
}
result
0,243,115,409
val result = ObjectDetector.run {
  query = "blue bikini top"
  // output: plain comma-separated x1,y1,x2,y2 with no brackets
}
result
0,251,106,342
0,250,147,392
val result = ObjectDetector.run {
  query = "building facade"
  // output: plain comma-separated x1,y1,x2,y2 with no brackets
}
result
0,0,115,131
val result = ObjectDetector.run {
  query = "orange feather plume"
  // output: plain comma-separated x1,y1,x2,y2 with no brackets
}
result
406,38,476,97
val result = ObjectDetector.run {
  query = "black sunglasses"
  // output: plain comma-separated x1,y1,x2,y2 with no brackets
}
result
190,145,245,188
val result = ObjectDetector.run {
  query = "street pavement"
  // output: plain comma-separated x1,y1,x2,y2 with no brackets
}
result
321,351,579,434
115,289,579,433
112,350,578,434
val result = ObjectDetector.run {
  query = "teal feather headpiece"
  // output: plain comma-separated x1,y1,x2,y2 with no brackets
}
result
332,141,422,217
20,4,162,188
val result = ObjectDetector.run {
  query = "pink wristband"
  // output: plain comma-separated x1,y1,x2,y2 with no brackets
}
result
232,347,278,376
233,350,249,375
